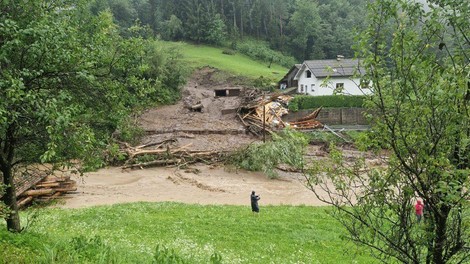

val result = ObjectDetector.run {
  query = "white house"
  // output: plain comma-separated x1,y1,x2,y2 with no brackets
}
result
293,57,371,96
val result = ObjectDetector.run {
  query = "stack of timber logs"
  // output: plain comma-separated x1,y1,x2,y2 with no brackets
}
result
238,92,323,136
17,174,77,208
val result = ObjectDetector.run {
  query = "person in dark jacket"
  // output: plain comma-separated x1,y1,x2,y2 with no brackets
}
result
251,191,260,214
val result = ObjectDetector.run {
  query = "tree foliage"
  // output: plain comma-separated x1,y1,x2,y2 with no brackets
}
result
230,130,307,179
0,0,185,232
89,0,369,61
306,0,470,263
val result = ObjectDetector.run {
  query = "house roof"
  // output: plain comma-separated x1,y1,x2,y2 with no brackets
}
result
303,58,363,78
279,64,302,83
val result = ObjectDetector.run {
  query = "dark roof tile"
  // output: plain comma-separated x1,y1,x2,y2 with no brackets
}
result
304,59,363,78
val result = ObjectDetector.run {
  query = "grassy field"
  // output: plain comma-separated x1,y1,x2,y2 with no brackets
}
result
0,202,377,263
160,41,287,81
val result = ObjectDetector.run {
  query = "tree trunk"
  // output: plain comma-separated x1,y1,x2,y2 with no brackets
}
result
433,206,450,264
232,2,237,36
2,166,21,232
149,0,158,34
240,5,243,39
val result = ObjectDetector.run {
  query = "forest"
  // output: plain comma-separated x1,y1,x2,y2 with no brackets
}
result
89,0,368,61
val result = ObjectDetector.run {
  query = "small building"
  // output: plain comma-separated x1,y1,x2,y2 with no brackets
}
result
278,64,301,90
292,57,371,96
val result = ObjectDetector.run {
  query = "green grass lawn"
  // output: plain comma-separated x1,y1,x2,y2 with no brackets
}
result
0,203,376,264
161,41,287,81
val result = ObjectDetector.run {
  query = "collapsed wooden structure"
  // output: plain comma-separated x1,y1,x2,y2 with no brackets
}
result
17,174,76,208
1,165,78,208
237,92,323,136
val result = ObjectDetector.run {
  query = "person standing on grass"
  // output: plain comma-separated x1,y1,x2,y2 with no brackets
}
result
415,200,424,223
251,191,260,214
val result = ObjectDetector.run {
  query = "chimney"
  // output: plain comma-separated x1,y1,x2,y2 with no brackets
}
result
336,55,344,61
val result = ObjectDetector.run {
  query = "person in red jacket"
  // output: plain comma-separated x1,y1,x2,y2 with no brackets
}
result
415,200,424,223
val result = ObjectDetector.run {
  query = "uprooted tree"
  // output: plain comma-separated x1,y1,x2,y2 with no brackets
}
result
0,0,185,232
305,0,470,263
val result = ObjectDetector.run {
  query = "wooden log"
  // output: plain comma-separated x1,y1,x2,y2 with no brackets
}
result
135,138,177,149
23,188,55,196
35,182,60,188
51,191,63,198
18,196,33,208
122,159,182,169
54,187,77,192
128,143,193,159
294,107,323,122
237,113,249,127
58,184,77,190
44,175,70,182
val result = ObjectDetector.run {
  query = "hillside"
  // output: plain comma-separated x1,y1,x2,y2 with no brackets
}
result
162,41,288,81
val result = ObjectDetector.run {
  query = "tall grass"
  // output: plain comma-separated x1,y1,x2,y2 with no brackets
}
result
0,202,377,263
159,41,287,81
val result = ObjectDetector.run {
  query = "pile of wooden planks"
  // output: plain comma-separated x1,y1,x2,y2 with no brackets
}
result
238,92,324,136
237,93,290,136
17,174,77,208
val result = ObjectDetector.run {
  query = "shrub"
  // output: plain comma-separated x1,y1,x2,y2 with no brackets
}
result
289,95,366,111
222,49,236,55
229,129,307,178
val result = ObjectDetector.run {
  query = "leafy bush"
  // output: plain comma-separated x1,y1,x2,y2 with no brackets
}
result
222,49,236,55
253,76,274,89
289,95,366,111
229,129,308,178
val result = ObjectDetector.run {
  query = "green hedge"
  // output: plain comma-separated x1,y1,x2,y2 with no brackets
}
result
289,95,366,111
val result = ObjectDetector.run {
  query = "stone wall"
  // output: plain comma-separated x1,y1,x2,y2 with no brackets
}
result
283,107,369,125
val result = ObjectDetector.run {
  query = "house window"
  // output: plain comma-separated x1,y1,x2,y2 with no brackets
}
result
336,83,344,90
311,84,315,92
300,84,304,92
306,70,312,78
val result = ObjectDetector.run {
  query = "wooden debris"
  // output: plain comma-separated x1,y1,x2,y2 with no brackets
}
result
17,196,33,208
23,189,55,196
120,142,227,170
238,92,324,136
190,103,203,112
17,174,77,208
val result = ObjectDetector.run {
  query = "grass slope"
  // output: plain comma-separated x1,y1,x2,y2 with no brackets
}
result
161,41,287,81
0,202,376,263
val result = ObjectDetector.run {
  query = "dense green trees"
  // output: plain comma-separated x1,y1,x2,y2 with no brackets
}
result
287,0,321,60
89,0,368,61
0,0,185,232
307,0,470,263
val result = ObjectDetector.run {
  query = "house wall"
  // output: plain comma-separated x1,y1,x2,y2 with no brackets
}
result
286,70,299,88
296,70,371,96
